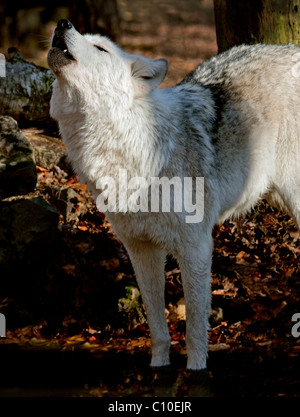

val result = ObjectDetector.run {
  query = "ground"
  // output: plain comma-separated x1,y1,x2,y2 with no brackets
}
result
0,0,299,397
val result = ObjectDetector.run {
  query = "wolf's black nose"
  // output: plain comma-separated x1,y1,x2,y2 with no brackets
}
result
57,19,73,30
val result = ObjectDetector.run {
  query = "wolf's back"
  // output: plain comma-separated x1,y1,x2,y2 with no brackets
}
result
184,43,300,92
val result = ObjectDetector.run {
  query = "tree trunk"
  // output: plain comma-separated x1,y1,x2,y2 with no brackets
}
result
214,0,300,52
69,0,121,43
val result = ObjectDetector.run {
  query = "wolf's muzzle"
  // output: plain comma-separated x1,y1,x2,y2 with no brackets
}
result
48,19,76,72
51,19,75,61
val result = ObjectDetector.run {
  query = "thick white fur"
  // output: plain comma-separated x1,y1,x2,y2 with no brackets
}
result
49,25,300,370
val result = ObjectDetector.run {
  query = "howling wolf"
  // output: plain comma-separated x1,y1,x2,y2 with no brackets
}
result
48,19,300,370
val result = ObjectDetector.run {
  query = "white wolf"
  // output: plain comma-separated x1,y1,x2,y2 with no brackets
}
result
48,19,300,370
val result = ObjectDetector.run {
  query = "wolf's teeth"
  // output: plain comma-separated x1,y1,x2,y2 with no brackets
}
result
63,49,68,53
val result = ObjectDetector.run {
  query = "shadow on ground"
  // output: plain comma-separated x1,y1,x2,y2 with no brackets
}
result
0,343,299,397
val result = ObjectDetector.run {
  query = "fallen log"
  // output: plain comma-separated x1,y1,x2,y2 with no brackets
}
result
0,47,55,124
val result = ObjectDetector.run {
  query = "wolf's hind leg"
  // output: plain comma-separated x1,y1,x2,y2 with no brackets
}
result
272,182,300,229
281,191,300,229
273,135,300,228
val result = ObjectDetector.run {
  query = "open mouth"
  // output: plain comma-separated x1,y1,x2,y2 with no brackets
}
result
52,34,75,61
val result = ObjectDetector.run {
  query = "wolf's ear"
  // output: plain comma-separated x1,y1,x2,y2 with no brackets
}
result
131,56,168,94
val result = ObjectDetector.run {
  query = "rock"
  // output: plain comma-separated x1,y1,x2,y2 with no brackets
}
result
0,197,59,274
0,48,55,124
23,127,70,171
0,116,37,199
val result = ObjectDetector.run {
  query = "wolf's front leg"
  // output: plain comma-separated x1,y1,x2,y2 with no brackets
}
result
177,236,213,370
123,239,170,367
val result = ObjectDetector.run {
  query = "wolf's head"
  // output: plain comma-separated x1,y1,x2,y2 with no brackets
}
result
47,19,168,104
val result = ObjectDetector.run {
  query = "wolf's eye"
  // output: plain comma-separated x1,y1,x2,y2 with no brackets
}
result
94,45,108,53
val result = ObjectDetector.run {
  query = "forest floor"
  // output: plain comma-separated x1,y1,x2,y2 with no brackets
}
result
0,0,300,397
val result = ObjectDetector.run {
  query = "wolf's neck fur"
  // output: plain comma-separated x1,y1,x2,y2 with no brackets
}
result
56,82,215,196
59,90,172,178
